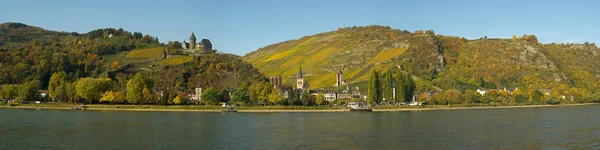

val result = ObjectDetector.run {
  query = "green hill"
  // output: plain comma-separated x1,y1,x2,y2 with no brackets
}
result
243,25,600,95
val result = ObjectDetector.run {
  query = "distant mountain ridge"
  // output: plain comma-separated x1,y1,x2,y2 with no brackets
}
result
242,25,600,95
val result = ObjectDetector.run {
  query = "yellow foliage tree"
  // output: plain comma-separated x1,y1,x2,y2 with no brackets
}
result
173,96,182,105
100,91,125,104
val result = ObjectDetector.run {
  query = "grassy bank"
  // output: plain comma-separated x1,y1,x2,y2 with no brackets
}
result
1,103,598,112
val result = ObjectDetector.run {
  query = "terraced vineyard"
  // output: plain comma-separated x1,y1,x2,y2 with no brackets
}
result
243,25,600,95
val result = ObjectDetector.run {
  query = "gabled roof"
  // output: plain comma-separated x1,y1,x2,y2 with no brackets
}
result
200,39,211,45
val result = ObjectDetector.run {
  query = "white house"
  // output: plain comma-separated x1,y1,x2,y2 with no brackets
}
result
324,93,337,102
476,88,489,95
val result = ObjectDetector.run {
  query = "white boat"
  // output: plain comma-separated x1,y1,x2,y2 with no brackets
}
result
348,102,372,112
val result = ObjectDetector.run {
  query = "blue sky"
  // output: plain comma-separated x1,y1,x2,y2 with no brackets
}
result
1,0,599,55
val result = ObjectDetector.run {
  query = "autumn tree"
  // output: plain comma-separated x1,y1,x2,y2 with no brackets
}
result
100,91,125,104
142,88,156,104
75,78,114,104
268,89,285,105
48,72,68,99
126,73,153,104
110,61,121,71
173,96,183,105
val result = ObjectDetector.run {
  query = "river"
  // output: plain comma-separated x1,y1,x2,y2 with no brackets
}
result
1,105,600,149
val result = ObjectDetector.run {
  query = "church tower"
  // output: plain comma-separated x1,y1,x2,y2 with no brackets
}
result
335,70,343,87
189,32,197,50
297,65,305,90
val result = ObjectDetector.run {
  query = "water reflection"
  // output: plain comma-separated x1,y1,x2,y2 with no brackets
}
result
1,105,600,149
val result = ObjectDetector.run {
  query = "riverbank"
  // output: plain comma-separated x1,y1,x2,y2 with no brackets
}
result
1,103,599,112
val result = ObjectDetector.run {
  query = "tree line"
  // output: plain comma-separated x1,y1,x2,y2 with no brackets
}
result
368,69,416,105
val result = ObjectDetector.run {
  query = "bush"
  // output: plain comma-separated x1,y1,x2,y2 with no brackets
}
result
546,95,560,105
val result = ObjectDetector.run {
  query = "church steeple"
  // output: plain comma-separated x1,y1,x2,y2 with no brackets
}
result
297,65,303,78
297,65,305,90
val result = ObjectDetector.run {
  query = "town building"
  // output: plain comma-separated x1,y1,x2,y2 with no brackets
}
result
309,90,338,102
189,84,203,104
337,85,362,101
324,93,337,102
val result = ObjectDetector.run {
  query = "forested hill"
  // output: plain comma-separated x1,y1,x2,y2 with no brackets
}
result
0,22,161,86
243,25,600,96
0,22,270,105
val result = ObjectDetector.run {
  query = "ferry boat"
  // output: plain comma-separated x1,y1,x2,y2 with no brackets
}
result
348,102,372,112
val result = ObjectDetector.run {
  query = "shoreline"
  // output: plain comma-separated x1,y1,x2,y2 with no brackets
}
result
1,103,598,112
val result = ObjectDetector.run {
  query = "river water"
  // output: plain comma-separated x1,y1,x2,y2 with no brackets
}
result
1,105,600,149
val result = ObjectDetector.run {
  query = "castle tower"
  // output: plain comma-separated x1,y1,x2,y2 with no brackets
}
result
297,65,305,89
189,32,197,50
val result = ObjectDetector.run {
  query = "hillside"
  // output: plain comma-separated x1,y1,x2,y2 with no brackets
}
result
0,22,162,86
243,25,600,95
0,22,265,92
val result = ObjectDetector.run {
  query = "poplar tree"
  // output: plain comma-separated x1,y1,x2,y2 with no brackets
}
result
396,71,416,103
368,70,381,104
382,71,394,102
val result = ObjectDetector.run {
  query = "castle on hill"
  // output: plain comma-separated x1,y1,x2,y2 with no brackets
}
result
182,32,212,54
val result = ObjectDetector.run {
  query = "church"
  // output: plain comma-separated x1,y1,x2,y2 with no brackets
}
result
182,32,212,54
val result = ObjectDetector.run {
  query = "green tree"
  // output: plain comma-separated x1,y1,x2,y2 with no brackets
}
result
513,89,528,103
17,82,39,102
158,87,171,105
66,83,79,103
300,90,310,106
315,92,325,106
532,90,544,104
396,72,416,103
201,87,219,105
403,72,416,103
382,72,394,102
3,84,19,100
232,86,250,104
52,82,68,102
288,88,301,106
368,70,381,104
464,89,481,103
